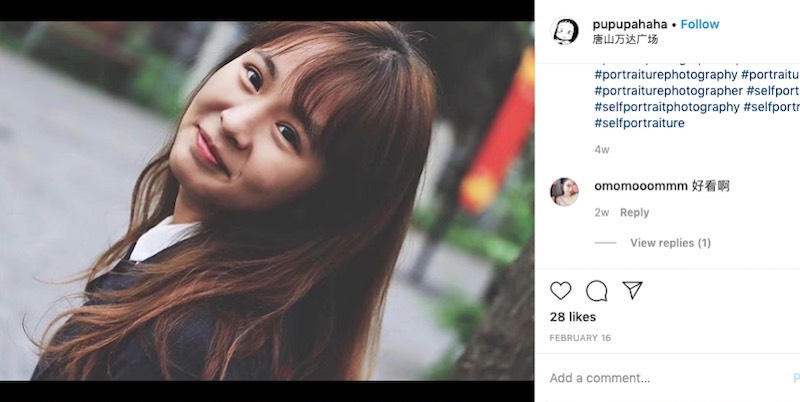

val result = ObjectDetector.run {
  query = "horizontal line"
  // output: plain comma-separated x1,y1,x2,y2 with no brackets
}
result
537,268,800,270
536,352,800,355
594,241,617,244
537,62,800,65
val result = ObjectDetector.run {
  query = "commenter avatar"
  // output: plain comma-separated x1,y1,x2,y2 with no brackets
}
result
553,19,579,45
551,178,579,206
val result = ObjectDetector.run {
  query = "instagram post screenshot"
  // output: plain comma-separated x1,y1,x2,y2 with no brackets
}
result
0,20,533,399
537,1,800,401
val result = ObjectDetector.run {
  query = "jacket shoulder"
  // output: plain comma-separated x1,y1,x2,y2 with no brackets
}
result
108,308,216,380
107,307,274,380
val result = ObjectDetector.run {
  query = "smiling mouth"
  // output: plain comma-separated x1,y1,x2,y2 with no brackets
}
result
196,129,230,176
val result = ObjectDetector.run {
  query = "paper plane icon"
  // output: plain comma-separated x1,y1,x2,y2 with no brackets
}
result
623,281,643,300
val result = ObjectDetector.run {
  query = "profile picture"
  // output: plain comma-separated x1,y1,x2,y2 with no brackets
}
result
551,178,579,206
553,18,578,45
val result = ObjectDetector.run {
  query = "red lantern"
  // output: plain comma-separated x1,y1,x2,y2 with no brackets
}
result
460,45,534,214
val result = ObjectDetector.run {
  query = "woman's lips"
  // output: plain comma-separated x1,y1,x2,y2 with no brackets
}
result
196,130,229,176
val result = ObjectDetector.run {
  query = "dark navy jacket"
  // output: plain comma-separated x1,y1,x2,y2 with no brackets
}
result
31,242,279,381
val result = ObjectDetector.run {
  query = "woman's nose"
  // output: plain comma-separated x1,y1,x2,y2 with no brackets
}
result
219,103,262,150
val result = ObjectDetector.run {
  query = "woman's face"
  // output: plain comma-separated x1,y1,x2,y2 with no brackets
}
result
562,179,576,195
170,41,328,219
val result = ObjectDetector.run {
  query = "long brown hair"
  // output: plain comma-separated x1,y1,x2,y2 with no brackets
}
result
36,21,436,380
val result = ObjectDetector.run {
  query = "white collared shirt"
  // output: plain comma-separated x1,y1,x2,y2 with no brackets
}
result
129,216,201,262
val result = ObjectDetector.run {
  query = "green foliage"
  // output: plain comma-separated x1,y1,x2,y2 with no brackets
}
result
412,208,523,268
0,22,187,119
411,133,534,267
425,346,462,381
0,24,24,50
495,133,534,245
434,290,486,344
449,225,523,269
498,180,534,245
412,207,438,232
417,134,532,380
129,52,187,118
425,290,486,380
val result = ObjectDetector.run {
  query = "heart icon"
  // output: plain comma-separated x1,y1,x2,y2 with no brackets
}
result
550,281,572,300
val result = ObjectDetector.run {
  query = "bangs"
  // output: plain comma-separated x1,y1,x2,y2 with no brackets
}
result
249,22,423,158
240,21,436,224
291,47,402,155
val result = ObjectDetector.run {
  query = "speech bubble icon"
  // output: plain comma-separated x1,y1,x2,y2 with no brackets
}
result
586,280,608,302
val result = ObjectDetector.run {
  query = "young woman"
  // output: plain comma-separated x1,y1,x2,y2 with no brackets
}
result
551,178,579,206
31,21,436,380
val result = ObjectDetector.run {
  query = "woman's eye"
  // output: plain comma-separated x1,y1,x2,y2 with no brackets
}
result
278,124,300,151
246,67,262,90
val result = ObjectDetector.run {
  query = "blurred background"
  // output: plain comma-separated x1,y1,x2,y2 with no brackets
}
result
0,21,533,380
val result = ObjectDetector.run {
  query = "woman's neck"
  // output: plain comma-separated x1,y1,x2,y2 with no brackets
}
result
173,187,208,224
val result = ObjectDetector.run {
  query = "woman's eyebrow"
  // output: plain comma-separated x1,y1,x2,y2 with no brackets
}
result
255,50,277,80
